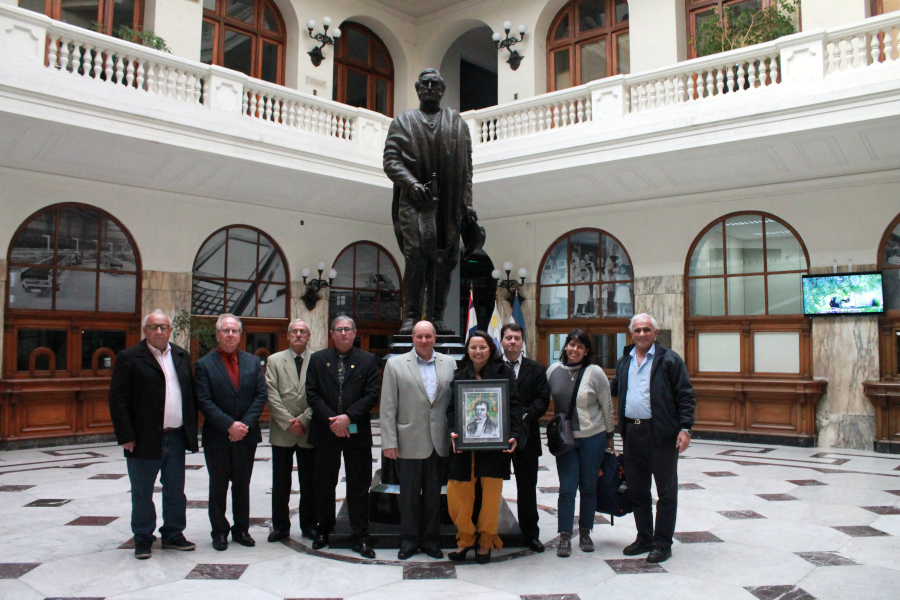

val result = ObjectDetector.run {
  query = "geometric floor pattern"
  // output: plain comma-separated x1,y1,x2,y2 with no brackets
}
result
1,423,899,600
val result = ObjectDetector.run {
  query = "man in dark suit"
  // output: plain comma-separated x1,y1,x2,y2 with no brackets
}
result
109,309,199,560
610,313,695,564
500,323,551,553
305,316,379,558
195,313,267,551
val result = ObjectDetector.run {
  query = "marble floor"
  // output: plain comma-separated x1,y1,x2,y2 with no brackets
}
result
1,424,899,600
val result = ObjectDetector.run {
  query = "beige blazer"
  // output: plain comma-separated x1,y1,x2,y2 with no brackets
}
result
266,349,313,448
380,349,455,459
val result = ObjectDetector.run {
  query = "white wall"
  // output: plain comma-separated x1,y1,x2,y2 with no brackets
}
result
629,0,687,72
144,0,203,61
802,0,869,30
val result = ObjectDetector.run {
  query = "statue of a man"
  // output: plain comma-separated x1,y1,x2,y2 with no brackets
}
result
384,69,480,335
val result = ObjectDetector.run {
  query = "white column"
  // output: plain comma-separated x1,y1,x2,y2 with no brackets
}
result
143,0,204,62
628,0,687,72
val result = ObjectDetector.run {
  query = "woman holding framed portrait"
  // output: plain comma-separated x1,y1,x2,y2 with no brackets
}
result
447,331,522,564
546,329,615,558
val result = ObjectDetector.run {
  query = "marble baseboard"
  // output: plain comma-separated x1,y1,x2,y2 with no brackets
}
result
815,414,876,451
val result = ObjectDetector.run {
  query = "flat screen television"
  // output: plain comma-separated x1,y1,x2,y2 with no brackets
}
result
801,272,884,316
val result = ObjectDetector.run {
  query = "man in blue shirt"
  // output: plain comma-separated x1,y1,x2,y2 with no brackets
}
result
610,313,695,563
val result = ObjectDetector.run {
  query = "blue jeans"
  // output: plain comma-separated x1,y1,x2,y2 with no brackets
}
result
127,429,187,543
556,432,606,533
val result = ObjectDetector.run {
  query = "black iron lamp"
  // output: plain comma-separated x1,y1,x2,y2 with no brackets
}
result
492,261,527,302
300,261,336,310
307,17,341,67
493,22,527,71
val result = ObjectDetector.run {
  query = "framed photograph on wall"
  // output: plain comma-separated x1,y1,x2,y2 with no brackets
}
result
454,379,511,451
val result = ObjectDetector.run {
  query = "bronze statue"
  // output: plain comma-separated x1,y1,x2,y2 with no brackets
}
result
384,69,483,335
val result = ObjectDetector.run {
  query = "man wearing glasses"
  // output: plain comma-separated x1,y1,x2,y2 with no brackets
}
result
109,309,198,560
305,317,380,558
195,313,268,551
265,319,318,543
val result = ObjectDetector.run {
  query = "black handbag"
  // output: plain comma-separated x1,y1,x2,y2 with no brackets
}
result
546,365,585,457
596,450,633,524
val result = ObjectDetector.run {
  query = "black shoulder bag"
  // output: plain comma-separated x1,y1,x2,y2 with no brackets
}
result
546,365,585,457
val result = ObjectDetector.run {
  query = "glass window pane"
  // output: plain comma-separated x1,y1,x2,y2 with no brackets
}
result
58,207,99,267
354,244,378,288
554,14,570,40
378,292,400,321
593,333,625,369
227,281,256,316
884,223,900,266
375,78,389,116
223,29,253,77
99,272,136,312
346,69,369,108
56,269,97,311
377,251,399,290
541,238,568,286
260,41,279,83
580,39,607,84
201,21,215,64
246,332,277,355
698,332,740,372
18,0,46,15
60,0,99,29
883,0,900,12
346,27,368,64
329,289,352,318
765,218,805,272
611,281,633,317
689,223,724,276
602,235,627,280
226,228,259,280
540,286,568,319
725,215,764,274
111,0,137,33
767,272,802,315
225,0,253,22
578,0,606,32
616,32,630,75
355,289,377,320
547,333,568,365
82,330,126,370
554,49,571,90
615,0,629,22
257,283,285,317
192,279,225,315
727,275,765,315
885,268,900,311
204,0,216,11
18,329,67,371
693,9,719,57
689,277,725,316
754,332,800,373
332,249,354,288
262,5,278,30
257,236,285,281
375,46,388,71
8,266,52,309
101,218,137,272
194,230,227,277
10,210,56,266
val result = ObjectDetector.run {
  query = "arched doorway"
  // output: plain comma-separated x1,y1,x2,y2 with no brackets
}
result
439,26,498,112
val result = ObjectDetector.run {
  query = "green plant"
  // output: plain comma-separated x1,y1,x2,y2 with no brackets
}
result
692,0,799,57
91,21,172,53
171,310,217,354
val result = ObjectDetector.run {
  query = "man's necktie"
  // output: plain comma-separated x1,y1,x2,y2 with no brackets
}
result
337,354,347,413
294,355,303,381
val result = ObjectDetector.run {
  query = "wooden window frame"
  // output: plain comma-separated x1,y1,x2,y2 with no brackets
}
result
686,0,801,59
202,0,286,85
332,22,394,116
30,0,145,36
547,0,630,92
329,241,402,330
876,211,900,382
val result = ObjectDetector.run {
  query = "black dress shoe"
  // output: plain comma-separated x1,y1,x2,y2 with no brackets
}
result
647,547,672,563
212,533,228,551
233,531,256,547
526,537,545,553
397,547,417,560
267,529,290,543
134,540,152,559
422,547,444,559
352,541,376,559
623,539,654,556
312,533,329,550
301,529,317,540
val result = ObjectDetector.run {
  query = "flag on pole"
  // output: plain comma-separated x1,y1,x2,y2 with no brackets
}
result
509,292,527,357
465,289,477,340
487,299,503,352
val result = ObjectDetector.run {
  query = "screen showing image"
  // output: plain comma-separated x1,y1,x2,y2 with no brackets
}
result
801,273,884,315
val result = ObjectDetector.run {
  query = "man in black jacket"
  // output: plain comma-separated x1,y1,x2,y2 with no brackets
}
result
609,313,695,564
305,316,380,558
500,323,550,553
195,313,268,551
109,310,198,560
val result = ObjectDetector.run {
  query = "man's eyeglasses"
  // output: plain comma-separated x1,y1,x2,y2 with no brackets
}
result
332,327,355,334
219,328,241,335
144,324,171,332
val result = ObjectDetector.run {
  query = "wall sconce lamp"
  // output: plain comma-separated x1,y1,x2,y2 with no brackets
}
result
307,17,341,67
300,260,337,310
492,261,527,302
493,22,527,71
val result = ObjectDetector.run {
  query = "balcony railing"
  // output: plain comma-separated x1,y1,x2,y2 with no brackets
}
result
465,11,900,146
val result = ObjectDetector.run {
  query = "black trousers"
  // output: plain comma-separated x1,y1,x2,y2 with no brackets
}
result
205,441,257,536
271,445,317,534
512,445,540,539
315,445,372,542
396,451,447,552
624,422,679,550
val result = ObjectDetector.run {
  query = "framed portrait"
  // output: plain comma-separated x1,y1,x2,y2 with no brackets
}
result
454,379,511,451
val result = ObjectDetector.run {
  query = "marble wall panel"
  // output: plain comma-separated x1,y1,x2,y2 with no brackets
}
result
290,282,329,353
634,275,685,359
141,270,192,347
809,264,879,450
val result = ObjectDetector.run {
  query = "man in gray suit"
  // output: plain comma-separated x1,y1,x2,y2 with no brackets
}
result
381,320,456,560
265,319,317,543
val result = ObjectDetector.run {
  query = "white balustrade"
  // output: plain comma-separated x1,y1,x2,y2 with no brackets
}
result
823,12,900,74
241,81,358,140
467,86,593,144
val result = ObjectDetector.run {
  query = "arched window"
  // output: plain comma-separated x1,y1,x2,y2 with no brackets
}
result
878,213,900,380
201,0,286,84
537,228,634,368
688,0,801,59
3,203,142,443
332,22,394,116
18,0,144,36
329,241,401,362
547,0,630,92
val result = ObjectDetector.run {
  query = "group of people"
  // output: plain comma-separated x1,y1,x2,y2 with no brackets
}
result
109,309,694,566
570,245,633,318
